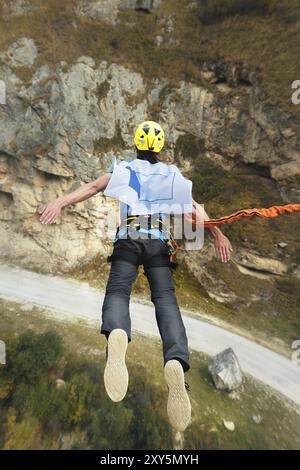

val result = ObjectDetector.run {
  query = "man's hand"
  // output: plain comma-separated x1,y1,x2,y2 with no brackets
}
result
213,233,233,263
38,173,112,225
189,198,233,263
38,199,63,224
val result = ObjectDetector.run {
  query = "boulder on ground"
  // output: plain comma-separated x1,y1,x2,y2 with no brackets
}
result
223,420,235,431
55,379,66,389
208,347,243,392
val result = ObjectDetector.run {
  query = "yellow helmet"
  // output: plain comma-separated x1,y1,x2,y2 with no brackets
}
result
134,120,165,153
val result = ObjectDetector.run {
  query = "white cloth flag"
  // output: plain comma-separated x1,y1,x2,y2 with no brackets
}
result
104,158,193,215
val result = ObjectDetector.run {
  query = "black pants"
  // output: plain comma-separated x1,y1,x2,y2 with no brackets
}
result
101,237,190,372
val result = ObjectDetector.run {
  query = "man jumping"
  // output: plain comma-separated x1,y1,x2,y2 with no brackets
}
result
38,120,232,432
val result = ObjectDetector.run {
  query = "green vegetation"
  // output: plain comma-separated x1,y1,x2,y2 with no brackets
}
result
1,299,300,450
0,324,172,450
93,125,125,154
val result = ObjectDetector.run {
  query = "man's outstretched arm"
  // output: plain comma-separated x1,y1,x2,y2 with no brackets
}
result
38,173,112,225
187,198,233,263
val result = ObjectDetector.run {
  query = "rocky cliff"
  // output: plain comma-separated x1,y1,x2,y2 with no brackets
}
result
0,0,299,342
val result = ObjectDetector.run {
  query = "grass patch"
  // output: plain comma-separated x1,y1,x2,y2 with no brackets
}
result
208,260,300,343
174,134,205,164
276,277,300,304
93,125,125,154
1,298,300,450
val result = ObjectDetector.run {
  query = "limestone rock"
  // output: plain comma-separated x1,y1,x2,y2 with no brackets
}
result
252,414,262,424
209,348,243,392
76,0,160,23
1,0,37,17
20,302,33,311
76,0,120,23
271,161,300,181
183,246,237,304
281,128,296,139
56,379,66,389
0,57,147,272
0,32,299,297
155,35,164,47
234,250,288,276
0,37,38,68
223,420,235,431
228,390,241,400
280,186,300,204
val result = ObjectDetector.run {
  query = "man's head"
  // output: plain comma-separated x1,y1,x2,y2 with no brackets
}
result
134,121,165,153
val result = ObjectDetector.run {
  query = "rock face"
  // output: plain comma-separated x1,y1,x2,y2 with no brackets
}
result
76,0,160,23
0,52,147,272
181,245,238,304
0,25,299,296
271,161,300,180
208,348,243,392
0,38,38,68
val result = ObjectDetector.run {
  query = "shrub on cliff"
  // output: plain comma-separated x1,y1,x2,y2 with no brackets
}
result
8,330,64,385
199,0,272,24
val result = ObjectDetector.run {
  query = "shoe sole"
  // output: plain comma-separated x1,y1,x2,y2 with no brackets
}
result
164,360,191,432
104,329,128,402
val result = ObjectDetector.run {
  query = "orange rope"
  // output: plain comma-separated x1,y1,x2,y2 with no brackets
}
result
186,204,300,228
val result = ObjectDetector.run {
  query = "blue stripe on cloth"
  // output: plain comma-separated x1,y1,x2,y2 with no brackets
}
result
114,227,167,243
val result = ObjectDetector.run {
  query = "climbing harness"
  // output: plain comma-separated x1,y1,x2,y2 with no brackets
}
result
117,214,180,259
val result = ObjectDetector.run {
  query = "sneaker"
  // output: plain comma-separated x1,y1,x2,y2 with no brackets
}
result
164,360,192,432
104,329,129,402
